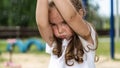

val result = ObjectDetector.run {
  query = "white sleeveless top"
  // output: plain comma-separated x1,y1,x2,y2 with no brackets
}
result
46,24,97,68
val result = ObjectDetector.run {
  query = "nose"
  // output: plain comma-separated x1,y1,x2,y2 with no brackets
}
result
58,25,64,34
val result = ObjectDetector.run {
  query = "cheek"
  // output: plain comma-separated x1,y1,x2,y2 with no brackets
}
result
66,27,73,36
65,26,73,33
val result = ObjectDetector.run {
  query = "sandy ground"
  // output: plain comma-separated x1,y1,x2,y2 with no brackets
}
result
0,53,120,68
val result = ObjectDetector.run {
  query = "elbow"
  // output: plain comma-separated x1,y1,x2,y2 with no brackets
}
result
83,30,91,40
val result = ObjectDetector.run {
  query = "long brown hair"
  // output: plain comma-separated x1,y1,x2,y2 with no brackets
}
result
52,33,84,66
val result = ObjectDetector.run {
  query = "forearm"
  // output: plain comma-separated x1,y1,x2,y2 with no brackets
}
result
52,0,77,22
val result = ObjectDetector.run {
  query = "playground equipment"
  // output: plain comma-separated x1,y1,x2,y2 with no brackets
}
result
5,38,45,67
24,39,45,52
82,0,117,59
110,0,115,59
6,39,45,53
5,39,22,68
4,61,21,68
7,39,25,53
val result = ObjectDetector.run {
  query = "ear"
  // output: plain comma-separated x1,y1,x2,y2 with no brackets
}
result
79,9,84,17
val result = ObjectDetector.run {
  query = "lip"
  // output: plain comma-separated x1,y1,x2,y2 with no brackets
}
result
60,35,66,39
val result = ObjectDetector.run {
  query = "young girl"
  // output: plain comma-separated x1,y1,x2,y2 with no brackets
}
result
36,0,98,68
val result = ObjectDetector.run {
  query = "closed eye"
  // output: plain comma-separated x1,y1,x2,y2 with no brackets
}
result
62,20,67,24
50,23,56,26
61,20,67,26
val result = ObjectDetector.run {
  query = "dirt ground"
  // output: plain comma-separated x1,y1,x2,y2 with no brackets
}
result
0,53,120,68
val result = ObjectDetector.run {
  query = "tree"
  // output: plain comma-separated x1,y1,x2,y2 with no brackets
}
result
0,0,103,29
0,0,37,27
83,0,103,29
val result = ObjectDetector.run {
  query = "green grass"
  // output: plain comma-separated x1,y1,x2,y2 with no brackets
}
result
96,37,120,57
0,37,120,57
96,41,110,56
0,40,8,52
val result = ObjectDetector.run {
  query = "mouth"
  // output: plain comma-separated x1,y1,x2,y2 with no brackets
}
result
60,35,66,39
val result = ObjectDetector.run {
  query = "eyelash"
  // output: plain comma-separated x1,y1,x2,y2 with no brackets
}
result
50,23,55,26
62,21,67,26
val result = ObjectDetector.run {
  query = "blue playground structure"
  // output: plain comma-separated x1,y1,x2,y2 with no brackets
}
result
24,39,45,52
6,39,45,53
7,39,25,53
110,0,115,59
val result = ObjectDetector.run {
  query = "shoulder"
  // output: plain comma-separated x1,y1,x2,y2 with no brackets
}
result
78,22,98,51
45,41,56,54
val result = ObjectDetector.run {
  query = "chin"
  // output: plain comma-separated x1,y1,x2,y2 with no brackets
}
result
65,37,71,40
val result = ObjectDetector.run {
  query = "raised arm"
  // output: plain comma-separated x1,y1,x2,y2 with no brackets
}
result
36,0,54,46
52,0,90,39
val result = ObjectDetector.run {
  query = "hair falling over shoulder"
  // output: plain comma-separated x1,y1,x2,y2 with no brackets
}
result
52,36,62,57
88,23,99,62
65,34,84,66
88,23,98,51
52,34,85,66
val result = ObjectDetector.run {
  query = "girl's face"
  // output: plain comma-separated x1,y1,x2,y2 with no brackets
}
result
49,7,73,40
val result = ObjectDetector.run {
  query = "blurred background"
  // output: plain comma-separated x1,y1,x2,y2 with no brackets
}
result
0,0,120,68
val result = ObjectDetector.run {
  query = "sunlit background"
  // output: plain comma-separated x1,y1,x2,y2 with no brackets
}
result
0,0,120,68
